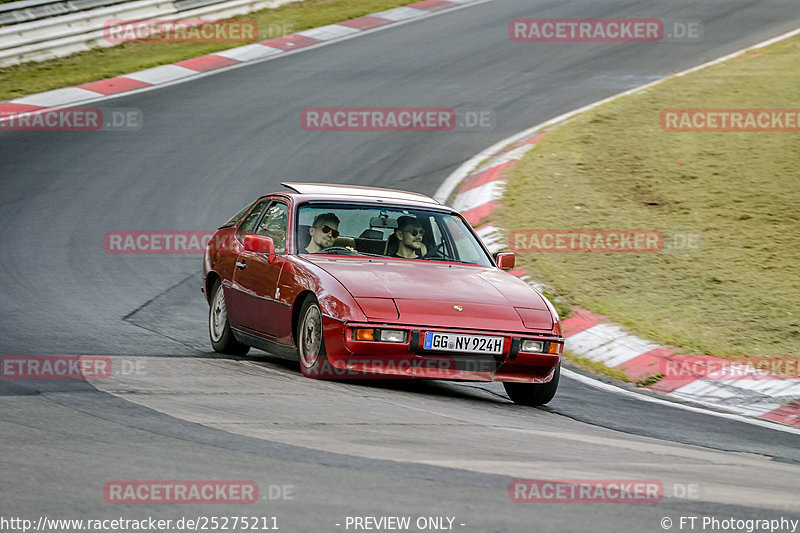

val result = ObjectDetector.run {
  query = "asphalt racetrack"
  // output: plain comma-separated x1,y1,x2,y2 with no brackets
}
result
1,1,800,531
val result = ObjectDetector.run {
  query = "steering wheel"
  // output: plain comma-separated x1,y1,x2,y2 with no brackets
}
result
422,241,449,259
321,246,357,255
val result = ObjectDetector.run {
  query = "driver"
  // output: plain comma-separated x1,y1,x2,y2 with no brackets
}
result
392,216,428,259
306,213,341,253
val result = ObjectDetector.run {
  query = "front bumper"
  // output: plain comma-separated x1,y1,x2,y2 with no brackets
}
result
320,320,561,383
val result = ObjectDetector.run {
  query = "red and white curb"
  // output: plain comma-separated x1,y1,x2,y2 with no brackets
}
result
562,310,800,427
0,0,484,120
439,28,800,430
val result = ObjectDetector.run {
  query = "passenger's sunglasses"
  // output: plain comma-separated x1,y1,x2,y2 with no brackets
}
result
403,228,425,237
316,225,340,238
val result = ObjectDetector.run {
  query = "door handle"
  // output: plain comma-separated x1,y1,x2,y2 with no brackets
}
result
235,261,246,269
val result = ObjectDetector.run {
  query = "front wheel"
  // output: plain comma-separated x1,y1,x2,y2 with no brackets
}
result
297,295,331,378
209,280,249,355
503,363,560,406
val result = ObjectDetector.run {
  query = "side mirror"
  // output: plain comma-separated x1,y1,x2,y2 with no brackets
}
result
243,234,276,263
495,252,515,270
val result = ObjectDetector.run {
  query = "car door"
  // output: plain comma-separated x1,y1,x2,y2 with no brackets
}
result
230,201,289,337
223,199,269,331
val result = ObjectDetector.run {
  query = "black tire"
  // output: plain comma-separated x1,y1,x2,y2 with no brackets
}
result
208,280,249,356
296,295,331,378
503,363,560,406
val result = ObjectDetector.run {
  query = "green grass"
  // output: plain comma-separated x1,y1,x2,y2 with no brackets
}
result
495,37,800,360
0,0,418,101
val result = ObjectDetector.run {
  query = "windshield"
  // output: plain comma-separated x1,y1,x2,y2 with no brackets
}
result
296,203,492,266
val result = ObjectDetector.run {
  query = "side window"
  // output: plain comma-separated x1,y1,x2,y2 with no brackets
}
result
254,202,289,254
237,200,269,240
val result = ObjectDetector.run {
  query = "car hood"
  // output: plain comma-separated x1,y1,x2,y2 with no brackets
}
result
304,256,549,309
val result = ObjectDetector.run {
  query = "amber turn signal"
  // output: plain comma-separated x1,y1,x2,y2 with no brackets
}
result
354,328,375,341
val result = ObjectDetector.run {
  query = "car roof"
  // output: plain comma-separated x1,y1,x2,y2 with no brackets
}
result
281,182,442,206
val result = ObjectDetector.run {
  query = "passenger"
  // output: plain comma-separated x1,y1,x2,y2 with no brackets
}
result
306,213,341,253
392,216,427,259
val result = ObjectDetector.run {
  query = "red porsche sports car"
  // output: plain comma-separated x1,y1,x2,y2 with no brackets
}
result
203,183,563,405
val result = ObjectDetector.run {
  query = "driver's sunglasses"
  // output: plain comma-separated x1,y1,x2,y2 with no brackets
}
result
317,225,340,238
404,228,425,237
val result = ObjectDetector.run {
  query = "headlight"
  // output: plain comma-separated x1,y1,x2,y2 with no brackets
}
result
352,328,407,343
520,339,545,353
379,329,406,343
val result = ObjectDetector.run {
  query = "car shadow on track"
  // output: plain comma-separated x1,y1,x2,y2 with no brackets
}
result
221,348,516,406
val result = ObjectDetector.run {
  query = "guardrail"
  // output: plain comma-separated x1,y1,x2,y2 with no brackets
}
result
0,0,130,26
0,0,298,67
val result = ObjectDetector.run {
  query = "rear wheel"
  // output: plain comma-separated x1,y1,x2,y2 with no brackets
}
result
503,363,560,406
297,295,331,378
209,280,249,355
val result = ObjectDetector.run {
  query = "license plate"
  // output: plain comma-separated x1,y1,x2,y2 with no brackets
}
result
423,332,504,355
